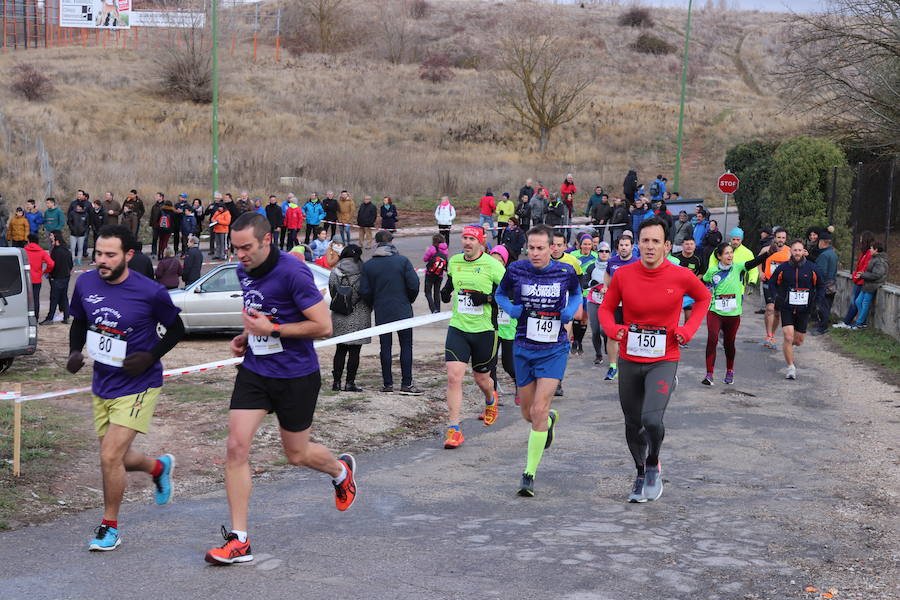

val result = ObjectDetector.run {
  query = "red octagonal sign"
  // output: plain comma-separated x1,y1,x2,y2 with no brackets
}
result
717,172,740,194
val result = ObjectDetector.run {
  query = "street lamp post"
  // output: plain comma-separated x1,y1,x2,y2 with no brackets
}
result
673,0,693,195
211,0,220,196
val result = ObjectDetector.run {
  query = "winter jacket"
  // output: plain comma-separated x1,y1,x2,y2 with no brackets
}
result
769,258,823,313
302,199,325,226
692,220,710,249
479,194,496,217
586,193,604,217
149,201,164,231
495,199,515,221
623,171,638,202
182,246,203,285
609,205,629,226
284,204,304,229
89,206,106,232
703,229,723,254
560,182,577,198
25,210,43,234
357,202,377,228
671,219,693,246
380,204,398,230
43,207,65,232
49,244,73,279
265,203,284,229
359,243,420,325
499,225,526,257
329,257,372,344
157,206,177,233
309,239,330,259
180,212,197,236
654,209,674,231
518,186,535,204
545,199,565,227
423,242,449,264
561,194,574,219
434,202,456,226
530,192,547,221
851,249,872,286
128,251,155,280
650,178,665,201
102,199,121,225
322,196,339,222
590,200,612,224
815,246,837,285
337,197,355,224
858,253,888,293
210,207,231,234
155,257,183,289
120,209,139,237
24,242,54,283
630,207,649,233
68,198,90,214
67,209,90,237
9,215,30,243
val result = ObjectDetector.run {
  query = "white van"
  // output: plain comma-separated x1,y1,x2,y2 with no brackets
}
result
0,247,38,373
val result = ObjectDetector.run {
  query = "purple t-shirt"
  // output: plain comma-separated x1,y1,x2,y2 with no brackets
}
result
499,259,580,350
606,252,639,279
71,269,181,399
237,252,324,378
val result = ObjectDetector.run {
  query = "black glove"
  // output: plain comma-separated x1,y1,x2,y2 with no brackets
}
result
122,351,155,376
440,277,454,304
66,351,84,374
466,291,489,306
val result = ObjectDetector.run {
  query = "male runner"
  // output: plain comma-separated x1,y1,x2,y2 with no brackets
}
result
602,233,639,381
672,237,705,340
205,213,357,565
768,239,824,380
496,224,581,497
760,228,789,348
439,225,506,448
549,232,583,395
66,225,185,551
599,217,710,503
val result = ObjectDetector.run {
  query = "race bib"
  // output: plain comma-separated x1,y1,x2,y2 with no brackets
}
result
789,288,809,306
87,329,127,367
497,309,511,325
526,313,561,343
249,334,284,355
456,291,484,315
626,325,666,358
715,294,737,312
590,285,605,305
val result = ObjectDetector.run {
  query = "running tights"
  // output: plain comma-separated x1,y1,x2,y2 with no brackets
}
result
573,322,588,345
704,312,740,373
587,301,607,358
491,338,516,391
617,359,678,471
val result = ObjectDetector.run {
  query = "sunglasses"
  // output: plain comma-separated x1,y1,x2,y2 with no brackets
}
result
598,249,611,253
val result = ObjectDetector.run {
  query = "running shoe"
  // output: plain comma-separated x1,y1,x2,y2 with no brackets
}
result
205,526,253,564
443,428,464,449
643,463,663,501
832,322,851,329
544,409,558,449
380,385,394,393
514,396,521,406
724,370,734,385
483,397,499,426
604,366,618,381
850,324,868,330
627,474,647,503
331,381,342,392
554,384,564,397
785,365,797,380
333,453,357,511
88,525,121,552
399,385,423,395
594,356,603,365
701,374,713,386
763,336,777,349
344,383,364,392
153,453,175,505
518,473,535,497
576,342,584,356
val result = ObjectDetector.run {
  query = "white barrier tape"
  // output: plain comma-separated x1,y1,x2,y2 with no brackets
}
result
8,311,452,404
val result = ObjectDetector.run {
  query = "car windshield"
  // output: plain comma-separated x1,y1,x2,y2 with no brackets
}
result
201,268,241,293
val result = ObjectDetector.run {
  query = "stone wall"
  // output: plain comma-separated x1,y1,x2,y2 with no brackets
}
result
833,271,900,341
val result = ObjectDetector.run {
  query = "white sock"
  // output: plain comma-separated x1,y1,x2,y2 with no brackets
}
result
333,462,348,484
231,530,248,543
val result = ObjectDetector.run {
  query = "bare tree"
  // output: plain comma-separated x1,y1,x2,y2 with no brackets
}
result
376,0,411,65
779,0,900,154
493,25,595,153
303,0,347,54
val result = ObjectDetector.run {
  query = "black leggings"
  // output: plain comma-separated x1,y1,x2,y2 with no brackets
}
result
424,273,442,313
491,338,516,391
304,223,320,244
617,359,678,472
587,301,608,358
332,343,361,385
573,322,588,344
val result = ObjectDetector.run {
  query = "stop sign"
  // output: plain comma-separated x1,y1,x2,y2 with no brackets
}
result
717,172,740,194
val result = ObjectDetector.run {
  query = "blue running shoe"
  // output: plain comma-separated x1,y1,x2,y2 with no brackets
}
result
604,366,618,381
153,454,175,505
643,463,663,501
627,474,647,503
88,525,121,551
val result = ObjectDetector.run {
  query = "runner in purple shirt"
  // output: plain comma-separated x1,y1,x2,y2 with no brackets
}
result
66,225,185,552
205,212,358,565
602,232,640,381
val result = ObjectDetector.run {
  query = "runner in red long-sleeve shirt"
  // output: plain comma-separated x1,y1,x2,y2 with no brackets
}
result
600,216,711,503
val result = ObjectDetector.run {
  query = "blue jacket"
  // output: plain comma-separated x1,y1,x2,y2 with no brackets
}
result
180,212,197,235
814,246,837,284
281,200,291,216
25,211,44,234
692,220,710,249
302,200,325,226
359,243,420,325
630,208,648,233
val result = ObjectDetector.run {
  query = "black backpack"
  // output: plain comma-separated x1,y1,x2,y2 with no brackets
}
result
426,251,448,276
329,269,357,316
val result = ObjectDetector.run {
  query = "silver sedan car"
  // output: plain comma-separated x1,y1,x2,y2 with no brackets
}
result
168,261,332,334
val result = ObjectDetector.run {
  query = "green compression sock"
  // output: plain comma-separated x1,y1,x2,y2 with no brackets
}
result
525,428,549,476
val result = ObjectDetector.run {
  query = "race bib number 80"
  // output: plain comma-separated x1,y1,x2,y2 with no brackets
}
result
87,330,127,367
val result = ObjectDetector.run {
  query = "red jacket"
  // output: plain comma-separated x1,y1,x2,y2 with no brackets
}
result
284,205,304,229
560,182,577,197
852,249,871,285
479,195,496,216
24,242,54,284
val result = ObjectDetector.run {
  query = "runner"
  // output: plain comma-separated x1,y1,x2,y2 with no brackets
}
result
701,242,771,385
439,226,506,448
768,239,824,380
602,233,639,381
760,228,789,349
550,232,583,396
672,237,706,334
496,224,581,497
585,241,611,365
487,245,519,408
568,233,597,356
205,213,357,565
599,217,711,503
65,224,185,551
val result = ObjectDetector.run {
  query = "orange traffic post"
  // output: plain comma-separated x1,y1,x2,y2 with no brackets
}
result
252,32,258,60
275,35,281,62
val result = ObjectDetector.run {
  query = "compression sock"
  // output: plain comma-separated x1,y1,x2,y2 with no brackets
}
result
231,530,248,543
101,519,118,529
332,462,348,484
525,429,549,476
609,362,617,369
149,459,164,477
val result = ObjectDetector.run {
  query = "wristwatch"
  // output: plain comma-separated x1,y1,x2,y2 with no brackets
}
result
270,322,281,339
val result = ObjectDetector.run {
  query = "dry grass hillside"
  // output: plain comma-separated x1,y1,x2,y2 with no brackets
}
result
0,0,806,213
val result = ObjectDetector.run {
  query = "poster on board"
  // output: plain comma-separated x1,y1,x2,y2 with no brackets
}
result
60,0,132,29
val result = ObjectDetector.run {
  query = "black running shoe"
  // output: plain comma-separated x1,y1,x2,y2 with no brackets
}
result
518,473,535,497
544,409,558,449
554,383,563,397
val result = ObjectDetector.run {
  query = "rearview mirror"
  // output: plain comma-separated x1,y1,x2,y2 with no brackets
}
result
194,286,203,294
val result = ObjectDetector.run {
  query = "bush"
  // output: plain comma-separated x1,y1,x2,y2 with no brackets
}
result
630,33,675,55
420,53,454,83
409,0,429,19
11,64,54,101
154,39,212,104
618,7,654,28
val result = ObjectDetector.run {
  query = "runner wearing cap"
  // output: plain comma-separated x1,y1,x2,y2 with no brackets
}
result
439,225,506,448
205,212,357,565
496,224,581,497
585,241,611,365
602,233,639,381
488,245,519,407
600,217,711,503
760,228,790,349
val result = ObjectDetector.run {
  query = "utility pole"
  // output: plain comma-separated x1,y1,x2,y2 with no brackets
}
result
673,0,693,194
211,0,220,196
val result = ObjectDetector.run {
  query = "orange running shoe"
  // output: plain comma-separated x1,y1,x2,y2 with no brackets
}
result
443,428,464,449
483,401,499,426
478,409,485,420
333,453,358,512
205,526,253,564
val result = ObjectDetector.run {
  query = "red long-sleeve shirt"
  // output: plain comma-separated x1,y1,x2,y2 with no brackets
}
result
599,259,711,363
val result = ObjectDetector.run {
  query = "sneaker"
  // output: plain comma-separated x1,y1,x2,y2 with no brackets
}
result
380,385,394,393
786,365,797,380
514,396,521,406
343,383,363,392
679,343,689,349
763,336,777,349
518,473,535,497
88,525,121,551
152,454,175,505
443,428,464,449
604,366,618,381
333,453,358,511
544,409,558,449
38,319,53,325
701,374,713,386
832,322,851,329
483,397,499,426
554,383,563,397
576,342,584,356
593,356,603,365
399,385,423,395
205,526,253,564
724,370,734,385
331,381,342,392
627,474,647,503
643,463,663,501
850,323,868,330
809,329,826,336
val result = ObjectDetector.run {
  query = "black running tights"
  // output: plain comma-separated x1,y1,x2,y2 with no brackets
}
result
617,359,678,471
491,338,516,391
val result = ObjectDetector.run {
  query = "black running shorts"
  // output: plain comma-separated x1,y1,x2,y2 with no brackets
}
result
445,326,498,373
230,367,320,432
779,310,810,334
763,284,775,306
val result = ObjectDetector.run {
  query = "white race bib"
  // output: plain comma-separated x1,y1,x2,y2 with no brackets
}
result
626,325,666,358
456,291,484,315
87,329,128,367
497,309,511,325
526,313,561,343
590,286,605,305
249,334,284,355
715,294,737,312
789,289,809,306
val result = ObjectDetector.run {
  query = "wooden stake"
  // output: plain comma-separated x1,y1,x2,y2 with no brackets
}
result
7,384,22,477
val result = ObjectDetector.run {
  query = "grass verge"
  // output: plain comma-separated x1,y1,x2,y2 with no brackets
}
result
827,327,900,383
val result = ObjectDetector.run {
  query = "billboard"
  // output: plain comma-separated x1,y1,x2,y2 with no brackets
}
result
60,0,132,29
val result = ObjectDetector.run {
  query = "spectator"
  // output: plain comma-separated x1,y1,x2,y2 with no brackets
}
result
422,234,448,314
173,193,190,256
609,197,630,245
88,199,105,264
518,178,535,207
279,194,293,249
8,207,30,247
210,200,232,260
41,230,72,325
357,195,377,249
434,196,456,247
623,169,638,204
811,230,837,336
127,237,155,280
702,219,724,260
561,192,576,243
360,230,422,394
191,198,205,236
692,210,710,253
155,248,183,290
835,231,875,327
805,226,823,261
309,229,330,260
67,201,90,265
182,235,203,286
545,194,566,234
516,194,532,230
149,192,165,258
630,197,649,233
67,189,90,215
0,207,7,246
499,215,525,262
847,242,887,330
380,196,398,231
590,193,612,234
496,192,515,234
284,196,304,250
530,186,548,226
670,211,692,253
479,189,497,237
265,195,284,247
122,191,144,241
586,187,605,217
302,193,325,243
235,190,251,215
43,197,65,234
178,200,197,258
314,241,343,269
322,190,339,240
24,199,44,236
156,200,177,258
102,192,121,226
23,233,53,318
653,199,674,230
650,174,665,202
337,191,355,245
329,244,371,392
